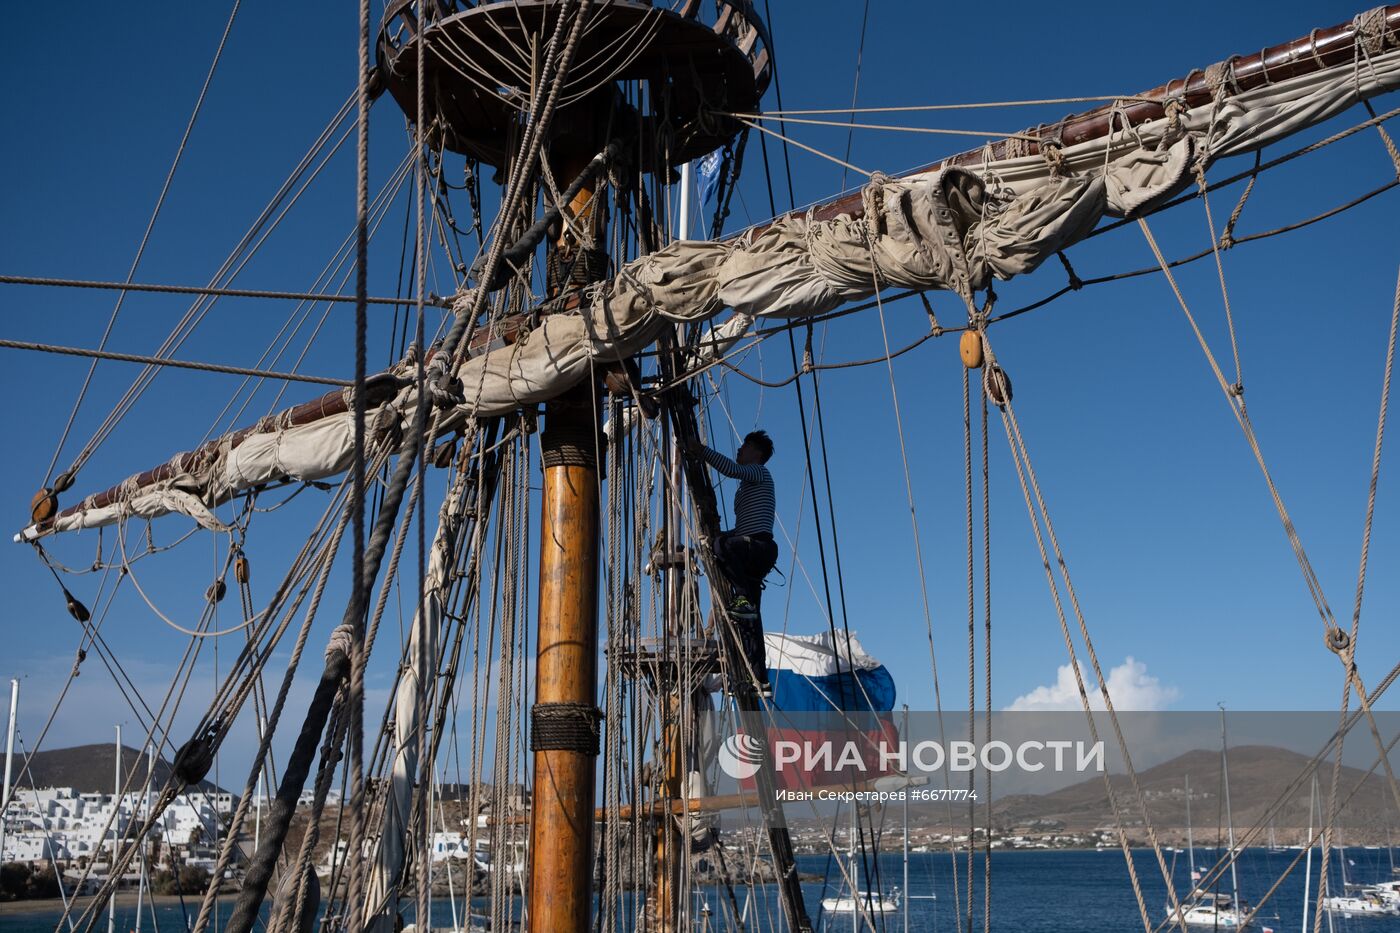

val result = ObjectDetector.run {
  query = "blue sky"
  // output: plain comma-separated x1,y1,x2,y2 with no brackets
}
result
2,0,1399,783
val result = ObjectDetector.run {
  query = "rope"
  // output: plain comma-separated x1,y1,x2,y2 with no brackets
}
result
1348,265,1399,652
990,373,1159,933
1137,217,1340,634
735,95,1153,116
981,330,1189,932
980,361,992,933
342,0,373,925
724,111,1039,142
1194,166,1246,398
1218,150,1260,250
732,115,872,178
962,363,977,933
838,0,871,193
0,337,352,386
0,273,437,306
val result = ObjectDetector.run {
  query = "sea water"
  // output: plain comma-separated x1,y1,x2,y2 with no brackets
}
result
5,848,1398,932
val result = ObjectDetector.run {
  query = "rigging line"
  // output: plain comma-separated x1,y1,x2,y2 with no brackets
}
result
981,362,993,933
3,562,122,796
721,111,1041,142
243,151,417,429
191,497,352,933
43,0,243,489
345,0,373,923
116,524,261,638
759,0,798,213
783,329,844,680
62,93,355,493
1230,730,1400,933
1351,265,1400,646
992,385,1161,933
0,338,353,386
1195,168,1246,398
735,96,1151,116
0,274,442,307
838,0,871,194
807,330,854,642
869,265,947,749
1136,217,1339,631
963,362,979,932
411,16,431,921
731,115,874,178
988,337,1192,931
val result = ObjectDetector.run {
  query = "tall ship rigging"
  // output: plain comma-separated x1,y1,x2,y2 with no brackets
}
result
4,3,1400,932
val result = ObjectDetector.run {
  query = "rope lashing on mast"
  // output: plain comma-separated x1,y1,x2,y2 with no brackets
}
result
529,702,604,754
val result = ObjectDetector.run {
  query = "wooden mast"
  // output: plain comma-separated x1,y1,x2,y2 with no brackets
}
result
527,155,604,933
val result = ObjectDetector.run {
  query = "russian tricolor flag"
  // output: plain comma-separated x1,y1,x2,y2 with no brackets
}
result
765,630,896,713
744,631,899,790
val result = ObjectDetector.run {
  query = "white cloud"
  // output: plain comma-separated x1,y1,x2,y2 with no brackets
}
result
1005,656,1179,712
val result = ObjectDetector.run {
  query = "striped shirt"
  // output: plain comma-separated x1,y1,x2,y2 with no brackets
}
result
702,446,775,536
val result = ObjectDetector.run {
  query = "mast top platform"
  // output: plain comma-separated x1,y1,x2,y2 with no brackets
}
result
376,0,772,170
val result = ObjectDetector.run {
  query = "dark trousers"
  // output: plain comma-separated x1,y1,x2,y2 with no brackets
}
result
715,531,778,606
715,531,777,687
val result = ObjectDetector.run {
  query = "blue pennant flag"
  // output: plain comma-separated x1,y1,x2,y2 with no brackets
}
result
695,147,724,207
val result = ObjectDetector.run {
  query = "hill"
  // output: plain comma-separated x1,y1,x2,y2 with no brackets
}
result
14,743,229,797
985,745,1396,843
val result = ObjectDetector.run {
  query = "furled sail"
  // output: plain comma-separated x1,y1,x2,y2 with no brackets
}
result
18,21,1400,542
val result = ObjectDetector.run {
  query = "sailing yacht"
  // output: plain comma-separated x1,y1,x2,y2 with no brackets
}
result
820,889,902,915
1168,891,1252,929
1321,892,1398,917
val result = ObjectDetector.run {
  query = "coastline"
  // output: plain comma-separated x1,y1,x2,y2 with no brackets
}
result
0,893,237,918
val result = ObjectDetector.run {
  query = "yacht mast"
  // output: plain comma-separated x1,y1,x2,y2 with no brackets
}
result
1185,774,1196,882
1218,705,1240,911
1303,776,1316,933
110,724,119,933
0,679,16,860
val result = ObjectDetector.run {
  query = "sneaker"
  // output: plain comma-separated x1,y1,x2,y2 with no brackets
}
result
729,595,756,616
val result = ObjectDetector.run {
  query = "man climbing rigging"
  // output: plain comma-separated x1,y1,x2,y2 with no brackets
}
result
689,430,778,601
687,430,778,692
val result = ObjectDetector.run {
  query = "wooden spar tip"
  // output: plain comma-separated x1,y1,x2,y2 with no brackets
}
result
799,4,1400,227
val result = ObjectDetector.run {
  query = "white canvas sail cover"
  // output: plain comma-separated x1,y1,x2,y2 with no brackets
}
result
20,38,1400,541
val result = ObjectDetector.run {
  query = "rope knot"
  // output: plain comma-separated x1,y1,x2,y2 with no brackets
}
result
1354,7,1390,57
1162,96,1188,134
1039,137,1066,178
325,623,357,665
425,351,465,408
